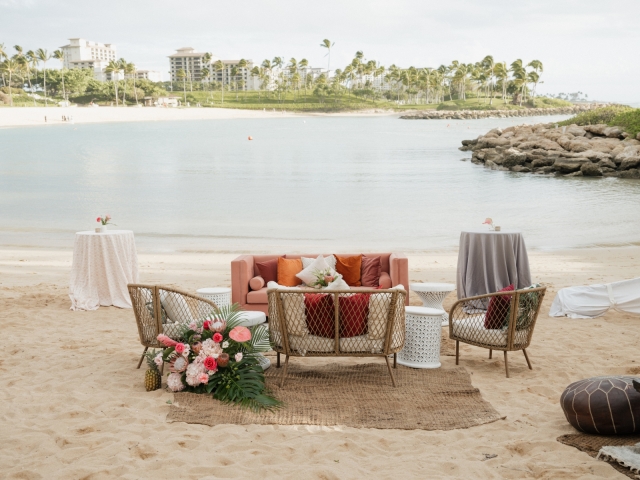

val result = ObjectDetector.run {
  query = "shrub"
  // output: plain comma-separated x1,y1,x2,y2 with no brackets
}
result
610,109,640,137
559,105,633,127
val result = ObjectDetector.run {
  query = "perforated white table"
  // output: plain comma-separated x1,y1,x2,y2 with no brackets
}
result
410,283,455,326
197,287,231,308
397,306,444,369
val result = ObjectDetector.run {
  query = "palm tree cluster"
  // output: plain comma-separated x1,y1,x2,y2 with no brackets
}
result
0,43,58,106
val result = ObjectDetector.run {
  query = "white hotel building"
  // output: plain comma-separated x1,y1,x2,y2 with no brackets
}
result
60,38,118,81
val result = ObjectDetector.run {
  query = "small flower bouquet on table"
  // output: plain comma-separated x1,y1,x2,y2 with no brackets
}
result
482,218,495,231
95,214,116,232
156,304,280,411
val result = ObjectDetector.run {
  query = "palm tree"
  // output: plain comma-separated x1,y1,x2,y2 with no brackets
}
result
0,43,6,87
52,49,67,102
527,60,543,103
1,58,19,106
201,67,211,102
176,68,187,105
230,66,239,100
35,48,51,106
104,60,121,105
320,39,334,78
237,59,248,100
125,61,138,105
481,55,496,104
213,59,225,103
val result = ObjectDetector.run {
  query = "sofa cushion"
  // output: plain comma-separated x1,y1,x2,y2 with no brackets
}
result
335,255,362,287
361,255,382,287
379,271,392,289
485,284,514,329
304,293,334,337
277,257,303,287
256,258,279,284
249,276,265,291
339,294,370,337
296,255,337,286
453,318,507,347
247,287,268,304
302,255,336,271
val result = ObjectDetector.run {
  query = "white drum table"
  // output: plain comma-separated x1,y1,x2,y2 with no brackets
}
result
410,283,455,326
69,230,139,311
237,310,271,371
397,307,444,369
197,287,231,308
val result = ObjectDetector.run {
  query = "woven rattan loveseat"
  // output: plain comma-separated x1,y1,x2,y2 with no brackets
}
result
128,284,218,369
268,287,407,386
448,286,546,377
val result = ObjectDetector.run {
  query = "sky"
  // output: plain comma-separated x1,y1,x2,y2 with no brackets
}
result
2,0,639,103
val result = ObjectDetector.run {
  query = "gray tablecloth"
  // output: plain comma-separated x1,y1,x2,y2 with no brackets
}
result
456,230,531,301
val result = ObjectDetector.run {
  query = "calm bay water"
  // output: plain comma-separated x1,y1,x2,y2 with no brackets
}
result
1,114,639,253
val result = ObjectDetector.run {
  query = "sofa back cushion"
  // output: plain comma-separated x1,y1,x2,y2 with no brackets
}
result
361,255,382,287
277,257,303,287
335,255,363,287
255,258,279,284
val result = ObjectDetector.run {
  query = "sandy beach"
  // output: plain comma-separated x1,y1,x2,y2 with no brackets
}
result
0,106,400,128
1,245,638,479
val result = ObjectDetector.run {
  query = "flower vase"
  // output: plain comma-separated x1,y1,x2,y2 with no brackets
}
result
99,224,108,233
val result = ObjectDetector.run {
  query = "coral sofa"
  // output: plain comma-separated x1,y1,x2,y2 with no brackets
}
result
231,253,409,315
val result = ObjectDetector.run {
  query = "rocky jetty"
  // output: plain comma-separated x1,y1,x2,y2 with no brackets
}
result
460,123,640,178
400,104,605,120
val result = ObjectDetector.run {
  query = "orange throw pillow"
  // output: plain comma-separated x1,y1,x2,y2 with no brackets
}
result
335,255,362,287
277,257,303,287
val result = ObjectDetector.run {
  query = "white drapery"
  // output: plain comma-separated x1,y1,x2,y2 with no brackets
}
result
549,277,640,318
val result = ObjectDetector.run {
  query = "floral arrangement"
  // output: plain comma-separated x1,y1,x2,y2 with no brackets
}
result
155,304,280,411
96,214,115,226
309,268,340,288
482,217,494,230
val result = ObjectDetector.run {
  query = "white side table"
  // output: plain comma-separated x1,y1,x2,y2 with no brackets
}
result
397,307,444,369
410,283,455,326
197,287,231,308
238,310,271,371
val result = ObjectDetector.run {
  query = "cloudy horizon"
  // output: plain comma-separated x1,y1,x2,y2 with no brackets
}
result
2,0,639,104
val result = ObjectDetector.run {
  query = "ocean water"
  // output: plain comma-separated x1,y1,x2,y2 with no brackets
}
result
1,114,639,253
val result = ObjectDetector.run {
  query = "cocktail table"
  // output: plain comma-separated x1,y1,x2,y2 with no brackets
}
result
410,283,455,326
397,307,444,369
196,287,231,308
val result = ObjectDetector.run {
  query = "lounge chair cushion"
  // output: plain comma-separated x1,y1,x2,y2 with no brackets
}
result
304,293,334,337
339,294,370,337
484,284,514,328
160,291,195,324
453,318,507,347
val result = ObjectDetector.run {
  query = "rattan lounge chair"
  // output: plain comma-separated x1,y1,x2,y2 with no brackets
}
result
448,286,546,378
128,284,218,369
267,287,407,387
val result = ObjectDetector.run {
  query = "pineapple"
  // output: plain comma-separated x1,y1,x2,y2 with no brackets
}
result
144,350,162,391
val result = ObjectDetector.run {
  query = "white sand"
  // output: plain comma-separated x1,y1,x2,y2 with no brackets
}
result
1,246,638,478
0,106,398,128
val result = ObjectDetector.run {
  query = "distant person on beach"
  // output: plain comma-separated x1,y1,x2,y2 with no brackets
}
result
44,116,47,123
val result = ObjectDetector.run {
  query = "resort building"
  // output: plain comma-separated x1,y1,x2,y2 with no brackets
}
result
59,38,118,82
169,47,212,82
131,70,163,82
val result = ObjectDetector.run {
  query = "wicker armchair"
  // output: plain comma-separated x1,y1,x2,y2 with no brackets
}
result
128,284,218,369
268,287,407,387
448,286,546,378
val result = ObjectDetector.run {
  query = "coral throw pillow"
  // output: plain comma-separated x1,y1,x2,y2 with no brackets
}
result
277,257,303,287
305,293,334,338
256,258,279,284
361,255,382,287
335,255,362,287
484,284,515,329
339,294,370,337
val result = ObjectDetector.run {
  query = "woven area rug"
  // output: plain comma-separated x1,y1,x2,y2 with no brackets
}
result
557,433,640,479
167,363,504,430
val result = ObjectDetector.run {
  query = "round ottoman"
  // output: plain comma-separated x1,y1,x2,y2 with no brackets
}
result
397,307,444,369
410,283,455,326
237,310,271,371
560,376,640,434
197,287,231,308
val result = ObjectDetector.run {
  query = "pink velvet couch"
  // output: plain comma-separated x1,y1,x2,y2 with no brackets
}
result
231,253,409,315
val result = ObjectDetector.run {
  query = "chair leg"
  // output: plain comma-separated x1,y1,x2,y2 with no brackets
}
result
504,351,510,378
489,348,492,359
276,352,281,368
523,349,532,370
279,355,289,388
455,341,460,365
137,346,148,369
393,353,397,368
385,355,397,387
160,361,164,376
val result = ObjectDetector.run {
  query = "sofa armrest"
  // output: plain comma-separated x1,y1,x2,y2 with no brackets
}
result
390,253,409,305
231,255,254,307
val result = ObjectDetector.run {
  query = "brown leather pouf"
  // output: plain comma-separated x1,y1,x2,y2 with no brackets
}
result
561,376,640,435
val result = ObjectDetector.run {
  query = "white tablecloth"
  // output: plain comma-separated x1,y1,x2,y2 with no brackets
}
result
456,230,531,301
549,277,640,318
69,230,139,310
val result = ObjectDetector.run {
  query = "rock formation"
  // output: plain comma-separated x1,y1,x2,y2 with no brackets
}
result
400,104,605,120
460,123,640,179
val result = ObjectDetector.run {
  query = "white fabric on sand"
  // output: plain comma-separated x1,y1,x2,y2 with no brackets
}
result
549,277,640,318
69,230,139,311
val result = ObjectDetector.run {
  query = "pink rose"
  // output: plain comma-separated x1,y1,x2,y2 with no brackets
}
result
203,356,217,371
96,217,101,223
198,373,209,384
324,275,334,284
229,326,251,343
175,343,186,354
106,214,111,220
213,332,223,343
234,352,243,362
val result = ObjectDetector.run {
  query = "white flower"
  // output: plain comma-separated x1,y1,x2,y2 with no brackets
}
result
222,341,229,349
167,373,185,392
189,322,197,330
153,353,163,367
186,362,205,386
235,352,243,362
212,321,223,331
181,344,191,357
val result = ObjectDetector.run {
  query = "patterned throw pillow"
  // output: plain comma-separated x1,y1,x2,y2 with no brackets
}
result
484,284,514,329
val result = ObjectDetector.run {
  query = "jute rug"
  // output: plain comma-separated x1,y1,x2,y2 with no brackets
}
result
557,433,640,479
167,362,504,430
